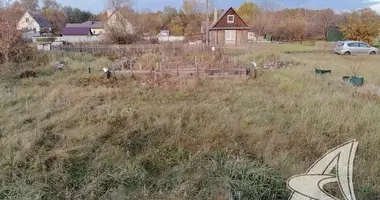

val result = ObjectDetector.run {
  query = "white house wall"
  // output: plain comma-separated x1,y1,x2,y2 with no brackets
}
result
157,36,185,42
106,12,135,34
60,35,102,43
17,12,42,33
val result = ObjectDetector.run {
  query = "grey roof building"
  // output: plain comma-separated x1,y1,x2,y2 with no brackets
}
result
65,20,104,29
61,27,93,36
29,11,52,27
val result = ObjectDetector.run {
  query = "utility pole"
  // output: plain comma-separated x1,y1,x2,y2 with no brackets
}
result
205,0,209,45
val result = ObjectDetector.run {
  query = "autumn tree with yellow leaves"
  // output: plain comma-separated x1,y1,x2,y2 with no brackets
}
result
237,2,258,26
340,8,380,44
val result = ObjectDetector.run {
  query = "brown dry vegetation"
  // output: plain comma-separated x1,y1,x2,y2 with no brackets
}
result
1,44,380,199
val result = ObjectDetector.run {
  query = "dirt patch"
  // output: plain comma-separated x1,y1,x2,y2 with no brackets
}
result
74,76,119,88
18,71,38,79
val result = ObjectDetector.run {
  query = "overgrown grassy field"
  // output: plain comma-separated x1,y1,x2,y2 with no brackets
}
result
1,44,380,199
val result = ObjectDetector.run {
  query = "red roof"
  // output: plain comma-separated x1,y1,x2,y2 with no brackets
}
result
210,7,249,30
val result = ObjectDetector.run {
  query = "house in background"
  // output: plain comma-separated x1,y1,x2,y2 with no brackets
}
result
17,11,52,40
106,8,135,34
209,7,249,46
58,8,134,43
60,27,97,43
158,26,169,36
154,25,184,42
66,20,105,35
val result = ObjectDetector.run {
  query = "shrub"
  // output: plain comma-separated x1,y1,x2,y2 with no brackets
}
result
149,37,159,44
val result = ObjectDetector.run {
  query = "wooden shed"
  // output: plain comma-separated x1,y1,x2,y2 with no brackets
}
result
209,7,249,46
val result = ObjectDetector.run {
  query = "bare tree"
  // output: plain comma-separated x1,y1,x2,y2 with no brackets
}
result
19,0,39,11
105,0,141,44
252,0,282,41
0,1,24,64
313,9,339,41
42,0,60,9
0,21,21,64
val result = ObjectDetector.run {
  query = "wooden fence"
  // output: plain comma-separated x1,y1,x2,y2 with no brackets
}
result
51,43,209,54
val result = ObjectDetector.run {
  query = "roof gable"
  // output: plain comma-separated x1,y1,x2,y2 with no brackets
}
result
28,11,52,27
81,21,104,28
210,7,249,30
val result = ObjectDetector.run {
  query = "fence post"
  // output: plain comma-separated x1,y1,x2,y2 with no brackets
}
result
223,57,226,77
131,64,134,78
195,56,199,76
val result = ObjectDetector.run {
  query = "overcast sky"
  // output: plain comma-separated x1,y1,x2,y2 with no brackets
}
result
56,0,380,14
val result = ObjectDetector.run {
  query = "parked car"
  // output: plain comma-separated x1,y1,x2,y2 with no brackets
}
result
334,41,378,55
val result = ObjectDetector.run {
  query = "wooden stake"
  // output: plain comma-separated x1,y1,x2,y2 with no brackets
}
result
131,65,134,78
196,56,199,76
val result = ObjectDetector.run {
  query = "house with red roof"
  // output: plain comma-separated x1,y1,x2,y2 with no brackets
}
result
208,7,249,46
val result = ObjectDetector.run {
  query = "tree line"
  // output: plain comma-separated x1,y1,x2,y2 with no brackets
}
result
236,1,380,44
114,0,380,44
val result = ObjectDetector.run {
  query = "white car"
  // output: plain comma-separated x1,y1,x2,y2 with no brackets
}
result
334,41,378,55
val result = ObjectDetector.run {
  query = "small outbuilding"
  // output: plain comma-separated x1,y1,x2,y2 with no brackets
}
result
61,27,95,43
209,7,249,46
327,26,344,42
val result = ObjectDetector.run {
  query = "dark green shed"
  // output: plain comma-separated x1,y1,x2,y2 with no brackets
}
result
327,26,344,42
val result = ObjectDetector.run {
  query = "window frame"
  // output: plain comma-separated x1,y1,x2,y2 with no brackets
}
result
359,43,369,48
348,43,359,47
225,30,236,41
227,15,234,23
225,30,232,40
26,17,30,23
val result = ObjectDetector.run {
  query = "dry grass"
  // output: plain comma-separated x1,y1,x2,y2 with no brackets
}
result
1,45,380,199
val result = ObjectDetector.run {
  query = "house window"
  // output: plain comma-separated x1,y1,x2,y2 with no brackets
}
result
26,18,30,23
227,15,234,23
33,28,36,33
225,30,236,40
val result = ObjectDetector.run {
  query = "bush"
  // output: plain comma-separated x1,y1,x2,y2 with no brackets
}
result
149,37,159,44
105,29,141,44
0,37,37,64
36,37,56,43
